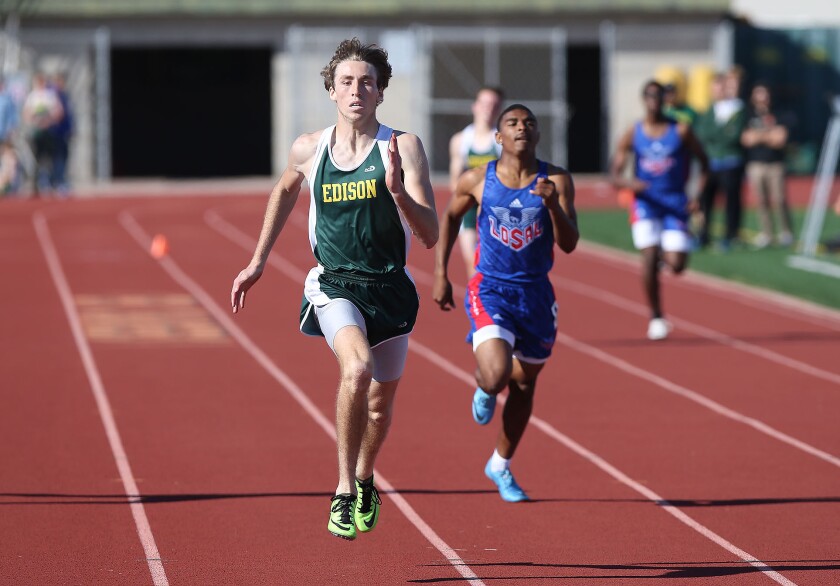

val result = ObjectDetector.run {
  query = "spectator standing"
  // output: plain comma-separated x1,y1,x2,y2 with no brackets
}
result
741,83,794,248
693,71,748,251
0,76,18,144
0,76,20,196
49,72,73,195
22,73,62,196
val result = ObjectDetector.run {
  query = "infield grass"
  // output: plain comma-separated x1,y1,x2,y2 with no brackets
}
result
577,207,840,311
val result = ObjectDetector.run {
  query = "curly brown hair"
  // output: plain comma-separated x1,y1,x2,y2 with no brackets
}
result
320,38,392,92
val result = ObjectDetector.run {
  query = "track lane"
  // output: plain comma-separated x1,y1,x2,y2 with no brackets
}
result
32,202,393,584
34,212,169,585
119,209,484,586
200,204,792,584
568,243,840,374
203,198,840,580
405,262,840,585
0,202,164,586
12,194,838,584
270,197,840,459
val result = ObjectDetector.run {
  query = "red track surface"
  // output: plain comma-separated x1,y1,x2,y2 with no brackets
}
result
1,189,839,585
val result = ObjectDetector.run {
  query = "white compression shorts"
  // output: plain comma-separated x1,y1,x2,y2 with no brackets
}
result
315,298,409,383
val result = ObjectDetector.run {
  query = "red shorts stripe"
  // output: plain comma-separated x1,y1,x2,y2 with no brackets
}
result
466,273,495,330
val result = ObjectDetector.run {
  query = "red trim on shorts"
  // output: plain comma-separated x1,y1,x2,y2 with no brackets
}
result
467,272,495,330
629,199,640,225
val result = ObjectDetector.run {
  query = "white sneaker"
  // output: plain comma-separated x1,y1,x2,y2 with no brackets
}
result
753,233,772,249
778,232,794,247
647,318,672,341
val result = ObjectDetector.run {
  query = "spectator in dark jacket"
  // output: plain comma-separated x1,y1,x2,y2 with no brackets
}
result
693,70,747,251
49,72,73,195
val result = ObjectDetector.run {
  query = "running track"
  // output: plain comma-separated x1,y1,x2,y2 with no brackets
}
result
1,189,839,585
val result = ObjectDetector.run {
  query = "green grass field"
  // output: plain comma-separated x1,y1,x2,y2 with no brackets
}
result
577,207,840,311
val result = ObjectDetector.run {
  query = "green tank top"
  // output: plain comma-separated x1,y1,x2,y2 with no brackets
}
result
308,124,411,275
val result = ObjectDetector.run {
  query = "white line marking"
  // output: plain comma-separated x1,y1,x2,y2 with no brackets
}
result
551,278,840,387
406,339,798,586
576,240,840,330
787,254,840,279
127,211,484,586
554,332,840,469
32,212,169,586
207,207,806,585
223,208,840,470
414,263,840,469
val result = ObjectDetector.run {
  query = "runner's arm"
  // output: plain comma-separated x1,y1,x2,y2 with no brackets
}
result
609,126,647,193
231,133,314,312
433,167,484,310
387,132,439,249
532,168,579,254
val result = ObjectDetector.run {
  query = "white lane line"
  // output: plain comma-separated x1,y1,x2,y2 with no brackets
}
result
406,339,798,586
554,332,840,469
127,211,484,586
206,207,807,585
576,240,840,331
222,208,840,470
410,263,840,471
32,212,169,586
551,277,840,387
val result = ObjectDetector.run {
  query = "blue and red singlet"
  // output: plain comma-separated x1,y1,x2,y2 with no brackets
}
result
465,160,558,362
473,160,555,283
632,120,690,219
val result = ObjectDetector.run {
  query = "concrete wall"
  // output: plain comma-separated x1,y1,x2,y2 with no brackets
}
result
11,17,727,185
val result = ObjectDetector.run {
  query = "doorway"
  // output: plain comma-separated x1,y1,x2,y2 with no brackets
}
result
111,47,272,178
567,45,603,173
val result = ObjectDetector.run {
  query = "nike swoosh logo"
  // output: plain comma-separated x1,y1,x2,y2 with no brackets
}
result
330,519,352,531
363,517,376,528
364,165,376,172
398,321,407,328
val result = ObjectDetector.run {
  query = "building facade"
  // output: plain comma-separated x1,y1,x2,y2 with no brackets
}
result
1,1,731,184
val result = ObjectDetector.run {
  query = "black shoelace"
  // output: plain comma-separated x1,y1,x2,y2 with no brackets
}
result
331,494,356,524
357,483,381,514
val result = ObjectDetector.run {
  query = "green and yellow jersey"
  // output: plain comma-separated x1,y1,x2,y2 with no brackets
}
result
306,124,411,275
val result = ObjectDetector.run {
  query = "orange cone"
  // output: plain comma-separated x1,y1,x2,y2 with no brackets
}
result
150,234,169,259
617,188,635,209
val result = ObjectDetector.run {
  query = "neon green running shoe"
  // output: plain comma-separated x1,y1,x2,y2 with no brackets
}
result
328,493,357,540
354,477,381,533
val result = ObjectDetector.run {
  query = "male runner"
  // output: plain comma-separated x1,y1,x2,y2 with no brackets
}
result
231,38,438,540
610,80,708,340
433,104,578,502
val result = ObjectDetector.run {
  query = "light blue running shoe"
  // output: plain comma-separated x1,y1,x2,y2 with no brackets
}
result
485,459,530,502
472,388,496,425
